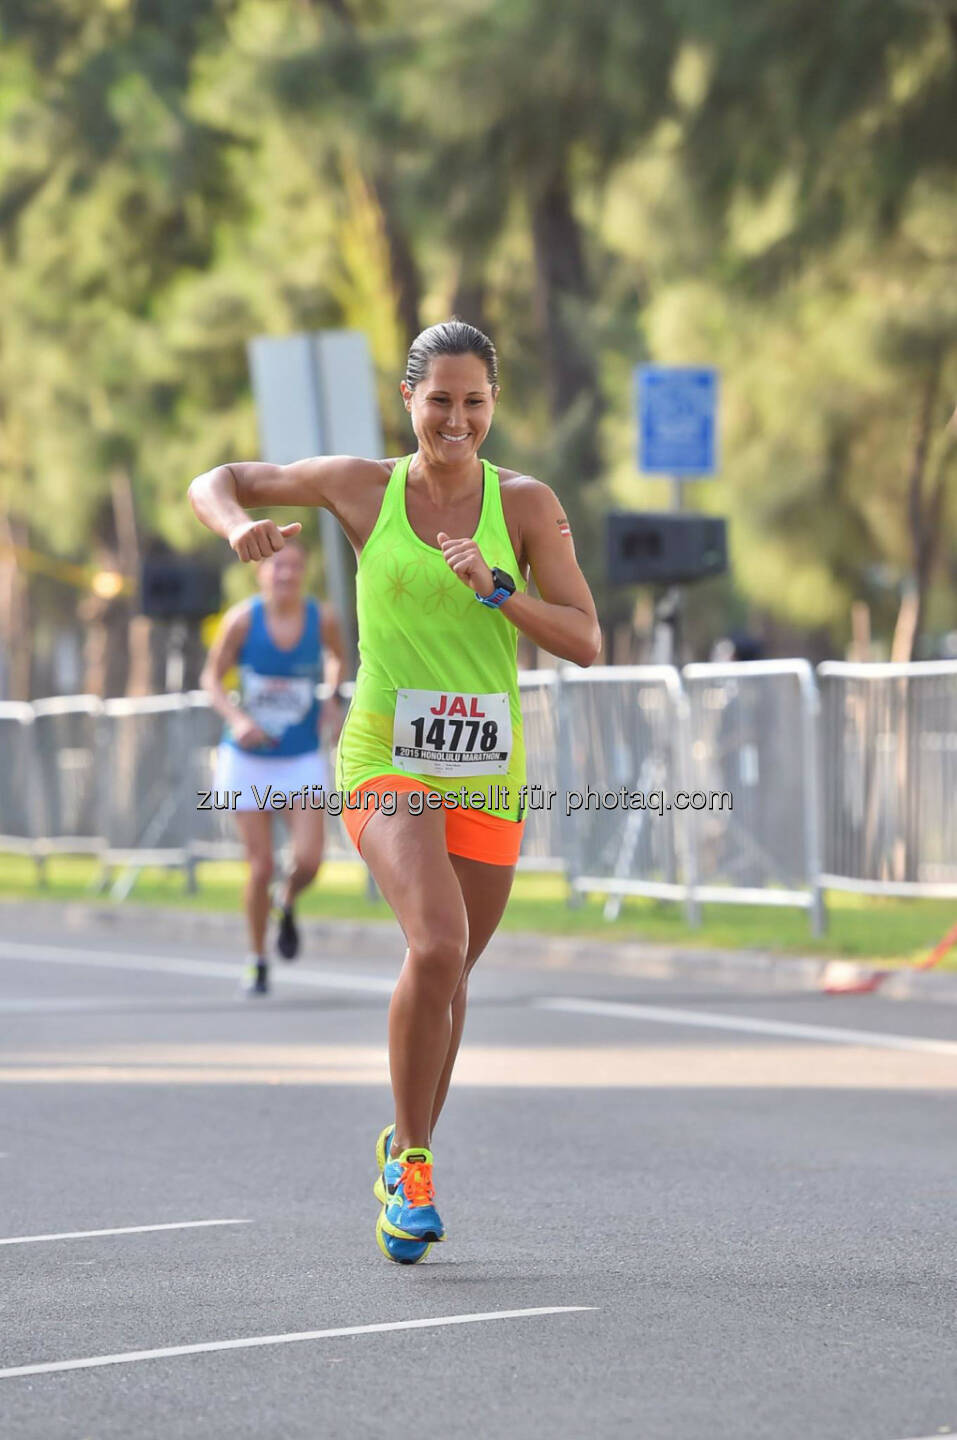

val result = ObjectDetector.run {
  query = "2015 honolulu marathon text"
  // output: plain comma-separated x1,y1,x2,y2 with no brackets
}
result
197,785,733,816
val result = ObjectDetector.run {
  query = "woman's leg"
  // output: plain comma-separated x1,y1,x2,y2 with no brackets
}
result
359,796,469,1155
430,855,516,1132
281,803,324,906
234,810,275,955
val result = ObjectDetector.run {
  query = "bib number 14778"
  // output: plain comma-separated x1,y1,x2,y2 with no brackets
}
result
392,690,512,778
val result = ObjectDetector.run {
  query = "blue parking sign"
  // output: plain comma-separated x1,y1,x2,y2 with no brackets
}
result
636,366,718,475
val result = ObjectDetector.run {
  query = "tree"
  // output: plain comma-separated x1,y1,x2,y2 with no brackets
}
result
615,0,957,654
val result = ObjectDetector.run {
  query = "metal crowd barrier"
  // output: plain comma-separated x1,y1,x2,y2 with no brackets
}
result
557,667,697,920
31,696,103,855
0,703,37,855
682,661,823,930
2,662,955,921
97,695,196,868
517,670,563,872
818,662,957,897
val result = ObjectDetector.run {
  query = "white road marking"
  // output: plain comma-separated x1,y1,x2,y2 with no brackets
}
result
0,940,395,995
0,998,177,1014
6,939,953,1058
0,1306,595,1379
0,1219,251,1247
537,997,957,1057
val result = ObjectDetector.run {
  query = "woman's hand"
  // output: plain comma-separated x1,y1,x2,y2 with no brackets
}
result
233,715,276,750
436,532,495,597
228,518,302,563
322,694,346,746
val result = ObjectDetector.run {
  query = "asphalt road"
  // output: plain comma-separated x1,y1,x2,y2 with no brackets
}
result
0,912,955,1440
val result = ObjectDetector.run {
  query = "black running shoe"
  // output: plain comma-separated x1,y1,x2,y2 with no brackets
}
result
242,960,269,996
276,905,300,961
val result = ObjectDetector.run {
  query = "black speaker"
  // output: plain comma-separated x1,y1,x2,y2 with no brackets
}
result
140,558,222,620
606,512,728,586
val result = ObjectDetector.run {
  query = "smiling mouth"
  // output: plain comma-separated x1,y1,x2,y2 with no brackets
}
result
438,432,470,443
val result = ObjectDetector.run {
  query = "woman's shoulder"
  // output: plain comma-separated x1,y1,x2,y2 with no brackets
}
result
222,596,258,630
496,465,541,486
362,455,407,490
495,467,556,512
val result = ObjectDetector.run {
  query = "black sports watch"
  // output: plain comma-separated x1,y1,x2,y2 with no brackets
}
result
476,568,516,609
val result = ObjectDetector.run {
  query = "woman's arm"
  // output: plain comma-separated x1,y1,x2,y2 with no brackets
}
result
437,481,601,668
188,455,379,561
321,605,347,692
199,604,274,749
320,605,347,743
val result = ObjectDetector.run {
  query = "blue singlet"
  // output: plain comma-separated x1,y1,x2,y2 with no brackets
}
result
224,596,322,758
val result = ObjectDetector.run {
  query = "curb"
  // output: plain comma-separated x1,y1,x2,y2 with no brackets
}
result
4,898,956,1003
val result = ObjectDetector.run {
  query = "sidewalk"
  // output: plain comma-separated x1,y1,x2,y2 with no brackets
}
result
5,898,956,1004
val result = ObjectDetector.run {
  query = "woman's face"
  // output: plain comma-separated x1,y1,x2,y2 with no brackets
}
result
259,544,305,603
401,352,498,466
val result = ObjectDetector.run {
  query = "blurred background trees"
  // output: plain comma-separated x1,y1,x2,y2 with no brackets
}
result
0,0,954,694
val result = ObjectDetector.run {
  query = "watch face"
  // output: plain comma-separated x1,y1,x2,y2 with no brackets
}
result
491,568,515,594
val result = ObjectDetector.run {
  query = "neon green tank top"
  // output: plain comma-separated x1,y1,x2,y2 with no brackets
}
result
335,454,526,821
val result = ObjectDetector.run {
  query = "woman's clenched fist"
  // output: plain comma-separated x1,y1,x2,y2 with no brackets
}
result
227,518,302,562
436,532,494,596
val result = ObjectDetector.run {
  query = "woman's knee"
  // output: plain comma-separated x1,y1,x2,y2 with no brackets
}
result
247,854,274,888
406,929,468,990
290,852,321,885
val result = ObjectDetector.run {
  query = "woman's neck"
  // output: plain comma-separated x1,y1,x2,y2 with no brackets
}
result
408,450,483,504
265,594,302,618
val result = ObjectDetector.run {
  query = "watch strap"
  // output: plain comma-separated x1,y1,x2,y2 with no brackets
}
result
476,567,516,609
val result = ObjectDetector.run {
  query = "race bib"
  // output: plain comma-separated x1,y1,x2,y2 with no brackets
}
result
241,670,315,739
392,690,512,777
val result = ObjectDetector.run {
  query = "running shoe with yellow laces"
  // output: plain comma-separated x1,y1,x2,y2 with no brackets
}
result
378,1139,445,1245
373,1125,432,1265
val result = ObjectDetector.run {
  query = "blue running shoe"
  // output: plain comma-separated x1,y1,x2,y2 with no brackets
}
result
373,1125,431,1265
380,1147,445,1244
375,1208,432,1265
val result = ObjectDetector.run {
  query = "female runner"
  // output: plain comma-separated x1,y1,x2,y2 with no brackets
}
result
201,541,345,994
189,320,600,1262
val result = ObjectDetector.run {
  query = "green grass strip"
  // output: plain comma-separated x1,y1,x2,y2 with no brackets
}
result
1,854,953,968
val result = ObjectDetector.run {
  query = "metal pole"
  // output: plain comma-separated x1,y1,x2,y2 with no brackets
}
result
308,338,358,673
799,662,827,936
555,667,583,907
653,478,684,664
247,331,379,677
165,621,187,693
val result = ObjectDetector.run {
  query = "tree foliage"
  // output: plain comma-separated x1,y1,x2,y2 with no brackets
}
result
0,0,954,693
